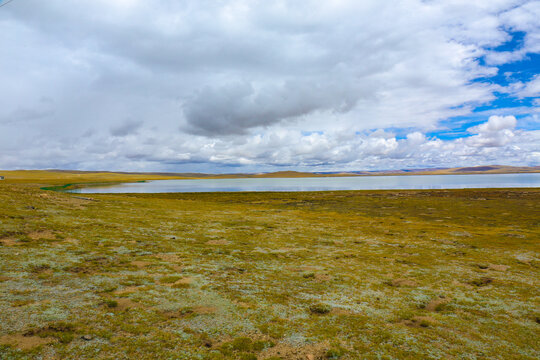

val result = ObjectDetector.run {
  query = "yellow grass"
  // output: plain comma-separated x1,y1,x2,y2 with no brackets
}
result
0,171,538,359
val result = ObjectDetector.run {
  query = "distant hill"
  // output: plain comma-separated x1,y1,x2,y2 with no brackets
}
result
419,165,540,175
176,165,540,177
341,165,540,176
1,165,538,182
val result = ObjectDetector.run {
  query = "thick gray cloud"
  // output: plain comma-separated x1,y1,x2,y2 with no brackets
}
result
183,79,358,135
0,0,538,171
110,119,143,137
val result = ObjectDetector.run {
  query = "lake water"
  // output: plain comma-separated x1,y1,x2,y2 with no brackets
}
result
67,173,540,193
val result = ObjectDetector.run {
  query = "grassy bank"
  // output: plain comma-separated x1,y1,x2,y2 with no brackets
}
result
0,175,538,359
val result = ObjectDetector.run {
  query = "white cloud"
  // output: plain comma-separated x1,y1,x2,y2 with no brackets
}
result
0,0,538,171
0,116,537,172
507,74,540,99
484,1,540,65
468,115,517,133
465,115,516,147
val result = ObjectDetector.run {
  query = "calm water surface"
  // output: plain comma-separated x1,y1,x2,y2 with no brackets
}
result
68,173,540,193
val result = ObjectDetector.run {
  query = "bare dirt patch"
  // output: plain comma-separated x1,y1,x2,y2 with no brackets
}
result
0,237,18,246
154,253,182,263
170,277,193,288
113,286,142,296
314,273,332,282
115,298,143,310
331,308,356,316
0,334,55,350
452,279,474,289
170,264,184,272
489,264,509,272
131,260,150,269
28,230,57,240
260,341,329,360
206,239,229,245
389,278,418,287
192,306,217,314
176,277,192,284
425,297,449,312
234,301,253,308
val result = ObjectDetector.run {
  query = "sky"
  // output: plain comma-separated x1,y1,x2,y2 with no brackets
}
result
0,0,539,173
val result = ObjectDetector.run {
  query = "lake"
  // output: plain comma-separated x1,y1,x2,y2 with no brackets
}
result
67,173,540,193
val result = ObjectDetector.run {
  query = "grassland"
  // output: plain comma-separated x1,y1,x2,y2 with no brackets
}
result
0,172,539,359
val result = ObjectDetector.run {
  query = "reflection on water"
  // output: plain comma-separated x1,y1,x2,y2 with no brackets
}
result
67,173,540,193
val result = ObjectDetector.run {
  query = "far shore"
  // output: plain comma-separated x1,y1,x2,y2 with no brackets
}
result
1,165,539,186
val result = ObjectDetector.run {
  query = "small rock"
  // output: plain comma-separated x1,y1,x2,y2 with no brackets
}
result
81,335,93,341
